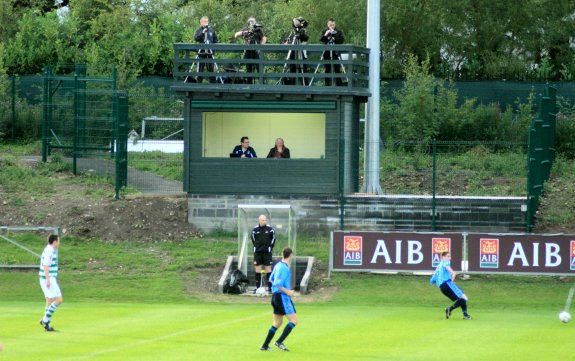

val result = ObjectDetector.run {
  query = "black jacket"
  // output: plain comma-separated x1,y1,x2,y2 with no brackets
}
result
251,225,276,253
195,26,218,45
320,27,344,45
266,147,290,159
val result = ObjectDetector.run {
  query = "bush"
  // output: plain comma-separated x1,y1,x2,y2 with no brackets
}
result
381,54,538,144
555,96,575,158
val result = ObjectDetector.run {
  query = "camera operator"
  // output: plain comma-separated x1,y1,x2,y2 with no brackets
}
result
234,16,267,83
194,16,219,83
320,18,345,86
283,17,309,85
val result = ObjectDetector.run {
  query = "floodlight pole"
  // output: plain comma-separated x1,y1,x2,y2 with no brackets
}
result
362,0,383,194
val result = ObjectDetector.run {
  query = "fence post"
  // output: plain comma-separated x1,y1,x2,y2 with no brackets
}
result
339,139,345,230
10,76,15,139
115,92,129,200
431,139,437,231
41,66,51,162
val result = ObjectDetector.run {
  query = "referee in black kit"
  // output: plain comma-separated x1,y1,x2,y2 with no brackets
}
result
251,215,276,292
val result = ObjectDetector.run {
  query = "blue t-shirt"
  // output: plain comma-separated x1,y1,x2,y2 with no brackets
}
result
430,259,451,287
270,261,291,293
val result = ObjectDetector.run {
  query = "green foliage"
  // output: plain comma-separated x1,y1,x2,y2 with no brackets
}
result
380,143,527,196
555,96,575,158
536,156,575,229
3,0,573,81
391,55,441,141
382,58,541,143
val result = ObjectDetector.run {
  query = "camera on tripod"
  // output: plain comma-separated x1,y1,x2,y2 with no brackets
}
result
247,19,262,32
291,17,308,34
326,29,338,44
243,20,262,43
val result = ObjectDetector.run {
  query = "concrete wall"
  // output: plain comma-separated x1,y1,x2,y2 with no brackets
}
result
188,194,527,235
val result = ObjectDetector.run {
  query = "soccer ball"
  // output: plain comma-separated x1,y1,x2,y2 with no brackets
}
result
559,311,571,323
255,287,267,297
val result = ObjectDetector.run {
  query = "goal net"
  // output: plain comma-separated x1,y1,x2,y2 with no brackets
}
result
237,204,296,289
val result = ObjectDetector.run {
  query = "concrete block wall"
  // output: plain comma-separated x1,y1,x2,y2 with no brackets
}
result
188,194,527,235
339,195,526,233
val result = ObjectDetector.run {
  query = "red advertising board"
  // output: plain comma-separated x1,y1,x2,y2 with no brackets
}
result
467,233,575,275
331,231,463,272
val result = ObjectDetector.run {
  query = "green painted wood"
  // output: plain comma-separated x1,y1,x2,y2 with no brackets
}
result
191,101,336,110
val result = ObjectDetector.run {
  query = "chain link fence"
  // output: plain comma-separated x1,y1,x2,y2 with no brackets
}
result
3,75,569,197
378,140,528,197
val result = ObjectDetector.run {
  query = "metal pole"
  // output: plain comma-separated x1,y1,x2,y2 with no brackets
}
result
11,76,16,139
73,67,79,175
362,0,382,194
431,139,437,231
340,139,345,230
42,67,50,162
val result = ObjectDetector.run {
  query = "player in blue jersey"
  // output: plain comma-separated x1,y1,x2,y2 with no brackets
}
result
39,234,63,331
430,251,471,320
260,247,299,352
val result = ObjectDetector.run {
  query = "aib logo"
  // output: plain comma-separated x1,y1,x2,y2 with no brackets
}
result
480,238,499,268
432,238,451,267
343,236,362,265
570,241,575,271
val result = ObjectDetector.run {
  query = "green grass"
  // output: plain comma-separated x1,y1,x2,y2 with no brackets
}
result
128,151,183,181
1,235,574,360
1,299,573,360
379,146,528,196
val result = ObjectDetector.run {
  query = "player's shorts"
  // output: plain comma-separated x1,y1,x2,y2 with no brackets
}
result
440,280,464,301
271,292,296,315
253,252,273,266
39,277,62,299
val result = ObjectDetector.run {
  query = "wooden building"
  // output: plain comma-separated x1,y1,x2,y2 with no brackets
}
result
172,43,371,198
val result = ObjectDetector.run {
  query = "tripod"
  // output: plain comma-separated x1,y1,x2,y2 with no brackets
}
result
277,33,308,86
184,30,224,84
309,40,348,86
242,32,262,84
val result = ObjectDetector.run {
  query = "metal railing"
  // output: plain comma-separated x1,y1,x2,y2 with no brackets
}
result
172,43,370,96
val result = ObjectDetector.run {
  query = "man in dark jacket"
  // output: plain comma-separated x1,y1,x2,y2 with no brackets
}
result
194,16,219,83
252,215,276,292
320,18,345,86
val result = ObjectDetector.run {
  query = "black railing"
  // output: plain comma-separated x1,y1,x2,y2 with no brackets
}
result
173,43,370,96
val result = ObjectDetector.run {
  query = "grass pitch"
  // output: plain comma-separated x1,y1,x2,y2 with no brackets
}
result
1,297,573,361
0,235,573,360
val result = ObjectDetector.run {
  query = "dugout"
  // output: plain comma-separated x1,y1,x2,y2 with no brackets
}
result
172,43,370,196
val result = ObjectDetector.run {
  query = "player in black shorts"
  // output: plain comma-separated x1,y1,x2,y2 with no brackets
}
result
260,247,298,352
251,215,276,292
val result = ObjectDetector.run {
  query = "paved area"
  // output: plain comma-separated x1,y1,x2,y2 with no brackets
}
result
20,156,184,195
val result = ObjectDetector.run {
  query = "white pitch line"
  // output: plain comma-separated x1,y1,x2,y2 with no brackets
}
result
564,287,574,312
60,311,269,361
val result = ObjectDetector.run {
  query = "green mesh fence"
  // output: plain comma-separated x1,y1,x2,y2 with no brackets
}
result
382,80,575,109
6,75,571,197
123,91,184,194
378,140,528,197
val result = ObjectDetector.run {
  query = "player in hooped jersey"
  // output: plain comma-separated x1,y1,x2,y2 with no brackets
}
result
430,251,471,320
259,247,299,352
39,234,63,331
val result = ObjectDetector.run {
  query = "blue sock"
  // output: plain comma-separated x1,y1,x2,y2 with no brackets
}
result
276,322,295,343
262,325,277,347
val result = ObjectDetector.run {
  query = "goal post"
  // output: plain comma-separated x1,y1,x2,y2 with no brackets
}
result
0,226,61,269
237,204,296,289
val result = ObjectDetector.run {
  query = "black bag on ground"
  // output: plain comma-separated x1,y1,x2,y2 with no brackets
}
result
223,269,248,294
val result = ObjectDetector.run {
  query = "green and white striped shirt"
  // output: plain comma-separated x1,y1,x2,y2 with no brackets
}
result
39,245,58,279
